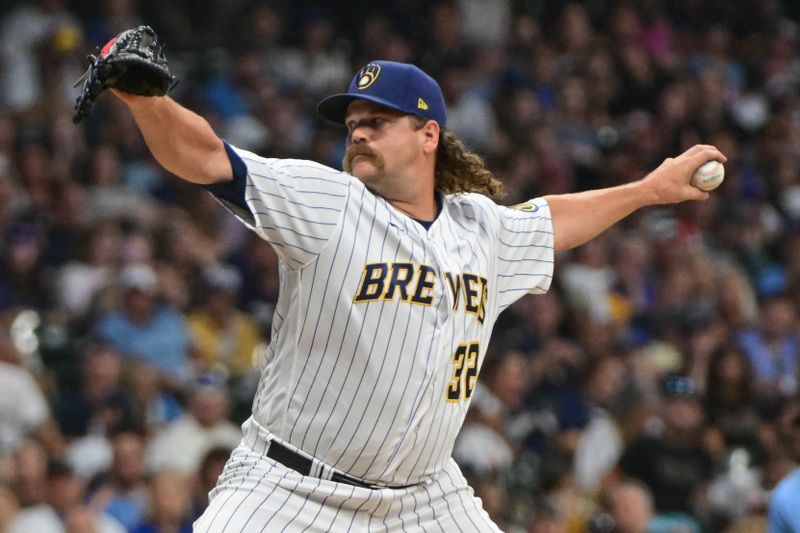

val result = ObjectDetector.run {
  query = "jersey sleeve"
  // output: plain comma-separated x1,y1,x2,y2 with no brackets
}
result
205,142,352,268
493,197,555,310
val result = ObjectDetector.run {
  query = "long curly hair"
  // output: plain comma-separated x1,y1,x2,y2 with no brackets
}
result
412,117,505,199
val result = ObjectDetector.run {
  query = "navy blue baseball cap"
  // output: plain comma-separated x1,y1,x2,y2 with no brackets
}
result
317,60,447,127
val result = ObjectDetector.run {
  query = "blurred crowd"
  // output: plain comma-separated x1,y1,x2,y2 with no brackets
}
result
2,0,800,531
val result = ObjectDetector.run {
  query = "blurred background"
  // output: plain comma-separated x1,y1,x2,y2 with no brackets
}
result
2,0,800,531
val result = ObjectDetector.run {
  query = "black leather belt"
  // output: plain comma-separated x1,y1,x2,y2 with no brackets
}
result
266,440,379,489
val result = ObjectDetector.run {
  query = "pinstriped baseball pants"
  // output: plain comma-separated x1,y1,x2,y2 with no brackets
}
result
193,420,503,532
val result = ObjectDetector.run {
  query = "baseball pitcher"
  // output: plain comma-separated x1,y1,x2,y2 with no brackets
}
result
74,26,726,532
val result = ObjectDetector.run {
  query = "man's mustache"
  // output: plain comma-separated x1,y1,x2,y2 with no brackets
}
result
343,145,385,173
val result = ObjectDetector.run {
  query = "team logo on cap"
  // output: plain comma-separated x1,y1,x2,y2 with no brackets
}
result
357,64,381,90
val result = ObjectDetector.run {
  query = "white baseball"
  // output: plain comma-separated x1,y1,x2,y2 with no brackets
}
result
691,160,725,191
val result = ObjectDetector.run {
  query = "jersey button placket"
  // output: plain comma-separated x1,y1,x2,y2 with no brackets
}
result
427,237,454,327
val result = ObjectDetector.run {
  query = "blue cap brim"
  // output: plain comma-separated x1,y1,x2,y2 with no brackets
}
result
317,93,412,124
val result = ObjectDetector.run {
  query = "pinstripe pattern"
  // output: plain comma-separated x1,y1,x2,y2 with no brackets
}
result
201,145,554,530
194,422,502,532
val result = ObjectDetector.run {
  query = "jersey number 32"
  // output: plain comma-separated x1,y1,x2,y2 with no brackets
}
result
447,341,480,402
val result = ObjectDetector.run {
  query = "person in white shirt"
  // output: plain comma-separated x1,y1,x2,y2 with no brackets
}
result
0,337,63,458
7,459,125,533
145,376,241,474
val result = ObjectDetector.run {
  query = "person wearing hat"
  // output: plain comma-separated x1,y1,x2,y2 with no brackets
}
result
93,264,191,385
618,375,712,523
107,43,725,531
186,263,263,378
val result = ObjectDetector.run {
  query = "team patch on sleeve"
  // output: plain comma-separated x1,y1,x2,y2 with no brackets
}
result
511,201,539,212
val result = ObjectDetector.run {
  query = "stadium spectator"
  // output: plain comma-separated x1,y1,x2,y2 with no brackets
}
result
3,1,800,529
703,343,765,462
737,294,800,408
603,478,655,533
526,502,568,533
87,431,150,531
573,356,626,494
7,459,124,533
131,470,193,533
769,400,800,533
0,337,63,458
53,222,121,318
145,376,240,474
93,263,191,383
187,263,262,378
128,361,183,430
10,439,48,508
53,340,134,439
618,375,713,518
0,0,82,111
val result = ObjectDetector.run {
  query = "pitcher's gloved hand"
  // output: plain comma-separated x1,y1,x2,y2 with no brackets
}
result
73,25,176,123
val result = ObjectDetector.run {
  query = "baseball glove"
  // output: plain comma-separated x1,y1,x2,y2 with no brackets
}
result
73,25,176,123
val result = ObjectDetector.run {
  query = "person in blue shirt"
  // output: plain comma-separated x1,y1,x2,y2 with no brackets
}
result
770,400,800,533
94,263,191,384
131,470,193,533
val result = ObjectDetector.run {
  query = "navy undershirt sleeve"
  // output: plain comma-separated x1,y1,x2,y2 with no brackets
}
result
204,141,255,225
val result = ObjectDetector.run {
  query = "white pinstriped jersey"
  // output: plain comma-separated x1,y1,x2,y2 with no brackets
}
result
210,143,554,486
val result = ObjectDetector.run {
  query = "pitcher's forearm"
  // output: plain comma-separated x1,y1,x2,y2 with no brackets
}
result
545,144,725,252
544,180,657,251
114,92,231,184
